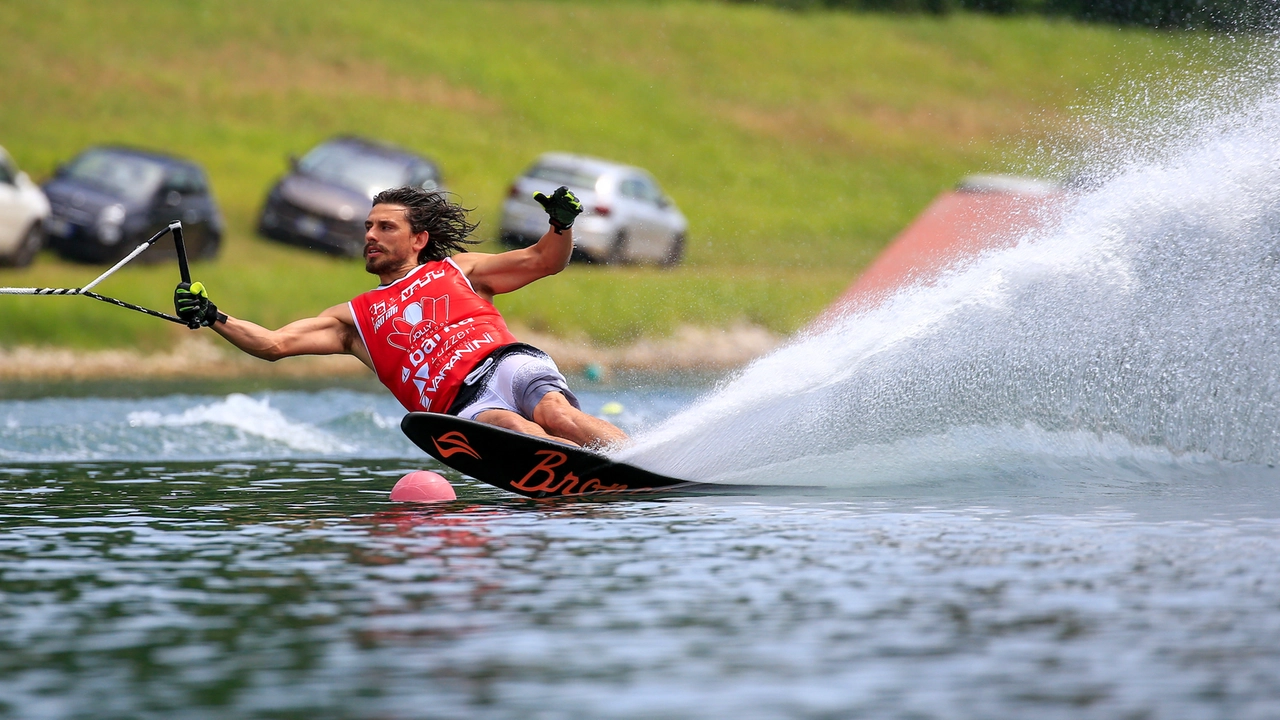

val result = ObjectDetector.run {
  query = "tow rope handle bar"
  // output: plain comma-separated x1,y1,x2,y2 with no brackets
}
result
172,222,192,286
0,221,194,326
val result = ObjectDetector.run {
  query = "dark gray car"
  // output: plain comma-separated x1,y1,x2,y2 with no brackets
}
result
42,146,222,264
258,136,443,257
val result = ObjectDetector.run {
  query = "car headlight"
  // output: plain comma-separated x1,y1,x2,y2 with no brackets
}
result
97,204,127,245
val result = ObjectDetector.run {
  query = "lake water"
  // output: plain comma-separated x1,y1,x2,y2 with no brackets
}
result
3,377,1280,720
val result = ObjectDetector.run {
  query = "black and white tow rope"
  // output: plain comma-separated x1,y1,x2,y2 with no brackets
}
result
0,221,192,325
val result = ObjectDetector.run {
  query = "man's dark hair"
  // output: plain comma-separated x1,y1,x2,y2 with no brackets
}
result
371,186,480,263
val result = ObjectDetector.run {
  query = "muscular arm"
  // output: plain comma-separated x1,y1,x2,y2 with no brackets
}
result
452,226,573,301
210,303,372,370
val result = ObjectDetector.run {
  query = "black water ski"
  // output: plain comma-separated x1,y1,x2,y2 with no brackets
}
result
400,412,708,498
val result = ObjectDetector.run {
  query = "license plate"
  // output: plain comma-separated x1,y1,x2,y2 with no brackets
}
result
46,216,72,237
295,215,325,239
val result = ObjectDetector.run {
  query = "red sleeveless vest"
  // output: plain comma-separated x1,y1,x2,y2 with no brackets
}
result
349,258,519,413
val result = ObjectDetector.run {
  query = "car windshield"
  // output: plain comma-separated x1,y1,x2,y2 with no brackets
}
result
298,142,415,198
63,150,167,202
526,164,601,192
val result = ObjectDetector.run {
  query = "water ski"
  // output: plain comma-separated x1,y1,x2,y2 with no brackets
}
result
400,412,706,498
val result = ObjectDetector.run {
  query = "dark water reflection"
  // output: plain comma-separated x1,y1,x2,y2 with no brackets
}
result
5,461,1280,719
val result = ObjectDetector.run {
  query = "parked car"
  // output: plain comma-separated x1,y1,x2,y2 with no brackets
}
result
499,153,687,266
42,146,222,264
0,146,50,267
258,136,444,257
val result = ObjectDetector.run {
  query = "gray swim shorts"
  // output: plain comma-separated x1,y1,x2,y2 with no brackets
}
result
452,346,580,422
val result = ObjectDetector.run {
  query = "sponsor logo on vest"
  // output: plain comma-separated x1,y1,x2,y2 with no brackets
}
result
426,332,495,396
371,302,399,333
433,431,481,460
511,449,629,496
399,268,446,302
388,296,450,352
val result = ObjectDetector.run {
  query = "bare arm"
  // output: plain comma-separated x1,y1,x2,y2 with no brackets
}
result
210,302,372,369
452,225,573,301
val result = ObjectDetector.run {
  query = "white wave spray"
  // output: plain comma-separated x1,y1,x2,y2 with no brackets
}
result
619,49,1280,486
128,393,354,454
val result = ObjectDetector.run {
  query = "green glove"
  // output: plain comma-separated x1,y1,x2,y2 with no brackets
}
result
533,186,583,235
174,281,227,329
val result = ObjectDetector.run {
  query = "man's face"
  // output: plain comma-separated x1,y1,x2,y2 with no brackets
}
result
364,204,427,276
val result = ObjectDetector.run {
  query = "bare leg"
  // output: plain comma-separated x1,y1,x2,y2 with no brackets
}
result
532,392,629,448
473,408,575,444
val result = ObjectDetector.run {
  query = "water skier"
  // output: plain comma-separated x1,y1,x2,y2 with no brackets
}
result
173,186,627,448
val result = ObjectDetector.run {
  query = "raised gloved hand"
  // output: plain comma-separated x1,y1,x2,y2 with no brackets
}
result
174,281,227,329
533,186,583,235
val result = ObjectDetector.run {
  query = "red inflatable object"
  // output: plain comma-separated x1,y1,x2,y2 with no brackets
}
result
390,470,457,503
819,178,1066,323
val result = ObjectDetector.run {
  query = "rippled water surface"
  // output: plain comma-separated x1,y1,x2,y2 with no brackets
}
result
3,381,1280,720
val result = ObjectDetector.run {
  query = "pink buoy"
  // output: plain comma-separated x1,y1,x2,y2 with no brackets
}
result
390,471,456,503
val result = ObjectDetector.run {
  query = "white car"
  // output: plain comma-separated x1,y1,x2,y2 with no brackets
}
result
499,153,687,266
0,146,49,267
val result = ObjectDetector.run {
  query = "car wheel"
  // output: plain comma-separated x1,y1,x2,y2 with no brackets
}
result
0,222,44,268
659,232,685,268
607,230,629,265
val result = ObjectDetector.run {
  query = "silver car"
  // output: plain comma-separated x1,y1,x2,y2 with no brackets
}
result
0,146,50,267
499,153,687,266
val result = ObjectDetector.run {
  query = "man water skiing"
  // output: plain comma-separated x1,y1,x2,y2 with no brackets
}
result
174,185,627,448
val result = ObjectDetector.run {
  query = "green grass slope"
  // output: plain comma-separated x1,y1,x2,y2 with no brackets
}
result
0,0,1249,350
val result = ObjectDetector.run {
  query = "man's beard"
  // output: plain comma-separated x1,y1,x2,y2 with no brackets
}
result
364,247,399,275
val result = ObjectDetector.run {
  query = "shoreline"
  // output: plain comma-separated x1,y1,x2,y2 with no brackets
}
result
0,323,781,381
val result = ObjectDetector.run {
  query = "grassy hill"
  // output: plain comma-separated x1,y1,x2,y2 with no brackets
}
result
0,0,1249,350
